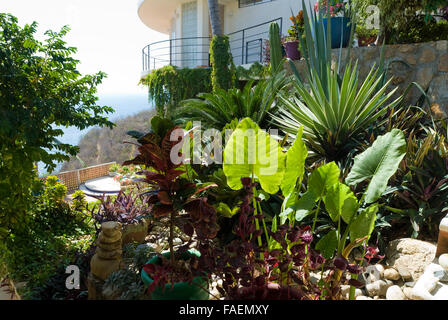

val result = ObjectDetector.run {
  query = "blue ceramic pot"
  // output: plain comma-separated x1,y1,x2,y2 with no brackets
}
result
322,17,353,49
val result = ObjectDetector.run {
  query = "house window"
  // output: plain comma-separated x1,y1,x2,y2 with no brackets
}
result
238,0,274,8
181,1,198,68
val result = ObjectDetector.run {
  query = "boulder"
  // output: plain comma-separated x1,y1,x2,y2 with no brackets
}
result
386,238,436,281
383,268,401,281
386,285,407,300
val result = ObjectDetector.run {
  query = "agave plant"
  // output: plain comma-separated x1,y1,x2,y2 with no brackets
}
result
272,61,401,162
173,71,289,130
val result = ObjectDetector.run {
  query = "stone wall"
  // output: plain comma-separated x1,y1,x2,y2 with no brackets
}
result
287,40,448,113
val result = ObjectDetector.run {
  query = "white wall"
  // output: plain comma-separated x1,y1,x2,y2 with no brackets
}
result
223,0,314,36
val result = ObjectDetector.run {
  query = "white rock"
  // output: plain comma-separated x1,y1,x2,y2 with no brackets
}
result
386,285,407,300
386,238,436,281
356,296,373,300
411,263,448,300
439,254,448,270
365,280,391,297
364,265,383,283
403,287,414,299
375,264,385,277
383,268,401,281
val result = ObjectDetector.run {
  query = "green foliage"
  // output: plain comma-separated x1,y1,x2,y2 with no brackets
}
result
273,61,400,162
269,22,283,75
5,177,95,285
377,0,448,44
209,35,237,91
140,66,212,117
174,71,288,130
235,62,267,81
223,118,286,194
346,129,407,204
0,14,114,236
280,129,406,265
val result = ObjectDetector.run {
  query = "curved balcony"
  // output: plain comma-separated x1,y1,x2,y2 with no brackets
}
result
137,0,179,34
142,37,212,74
141,17,283,74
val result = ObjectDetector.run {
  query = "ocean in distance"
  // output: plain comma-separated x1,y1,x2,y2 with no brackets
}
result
38,93,153,176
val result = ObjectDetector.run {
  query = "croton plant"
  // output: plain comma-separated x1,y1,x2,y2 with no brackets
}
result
123,116,219,293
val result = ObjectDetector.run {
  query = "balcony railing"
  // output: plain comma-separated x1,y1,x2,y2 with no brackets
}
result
238,0,274,8
142,17,283,74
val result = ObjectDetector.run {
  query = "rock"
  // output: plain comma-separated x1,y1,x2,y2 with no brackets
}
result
403,287,414,299
365,280,392,297
173,237,183,246
419,47,437,64
96,247,122,260
383,268,401,281
411,263,448,300
416,66,434,90
439,254,448,270
386,238,436,281
356,296,373,300
90,255,122,281
101,221,122,237
439,53,448,72
386,285,406,300
363,265,383,284
340,284,365,300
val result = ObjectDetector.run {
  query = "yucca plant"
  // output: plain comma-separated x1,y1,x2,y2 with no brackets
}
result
173,71,289,130
272,61,401,162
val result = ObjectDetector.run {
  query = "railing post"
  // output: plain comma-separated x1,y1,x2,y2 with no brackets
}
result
241,29,245,65
169,39,173,66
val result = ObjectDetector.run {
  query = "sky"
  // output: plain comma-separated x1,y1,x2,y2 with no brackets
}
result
0,0,168,96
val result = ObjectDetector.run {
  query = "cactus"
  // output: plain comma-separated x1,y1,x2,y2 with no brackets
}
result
269,22,283,75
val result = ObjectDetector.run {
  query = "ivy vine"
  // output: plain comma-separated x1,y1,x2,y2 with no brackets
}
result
209,35,237,91
140,65,212,117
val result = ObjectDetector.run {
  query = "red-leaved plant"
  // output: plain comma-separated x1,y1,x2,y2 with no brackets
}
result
123,116,219,295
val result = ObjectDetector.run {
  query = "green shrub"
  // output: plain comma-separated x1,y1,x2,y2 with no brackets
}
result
140,65,212,117
209,35,237,91
5,177,95,287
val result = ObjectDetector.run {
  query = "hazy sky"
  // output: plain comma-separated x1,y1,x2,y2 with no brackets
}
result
0,0,168,95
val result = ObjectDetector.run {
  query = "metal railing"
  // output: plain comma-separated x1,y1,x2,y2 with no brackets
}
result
238,0,274,8
228,17,282,66
142,17,282,73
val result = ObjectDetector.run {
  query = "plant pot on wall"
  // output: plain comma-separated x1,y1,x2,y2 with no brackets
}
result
322,17,353,49
284,40,301,60
141,249,210,300
121,218,150,245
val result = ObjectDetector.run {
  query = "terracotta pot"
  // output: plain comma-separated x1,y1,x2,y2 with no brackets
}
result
121,218,149,245
284,40,301,60
358,35,377,47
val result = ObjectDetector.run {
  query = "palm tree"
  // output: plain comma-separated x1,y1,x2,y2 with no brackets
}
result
208,0,222,35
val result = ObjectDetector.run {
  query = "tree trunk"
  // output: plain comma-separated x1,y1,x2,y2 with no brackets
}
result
208,0,222,36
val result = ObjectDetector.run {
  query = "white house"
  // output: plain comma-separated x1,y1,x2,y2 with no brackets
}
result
137,0,314,75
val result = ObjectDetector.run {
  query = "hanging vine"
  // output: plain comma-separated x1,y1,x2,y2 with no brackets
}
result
140,65,212,116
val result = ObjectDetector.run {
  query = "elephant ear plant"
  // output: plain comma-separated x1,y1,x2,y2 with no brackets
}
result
279,128,406,299
123,116,219,296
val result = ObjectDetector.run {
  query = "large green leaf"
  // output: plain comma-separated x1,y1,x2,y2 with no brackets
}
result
223,118,286,194
308,162,340,198
324,181,358,223
280,126,308,197
316,230,338,260
345,129,406,204
349,204,378,244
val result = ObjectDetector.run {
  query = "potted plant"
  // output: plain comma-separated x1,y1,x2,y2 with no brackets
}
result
315,0,353,48
285,10,305,60
356,24,378,47
91,190,151,245
123,116,220,300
